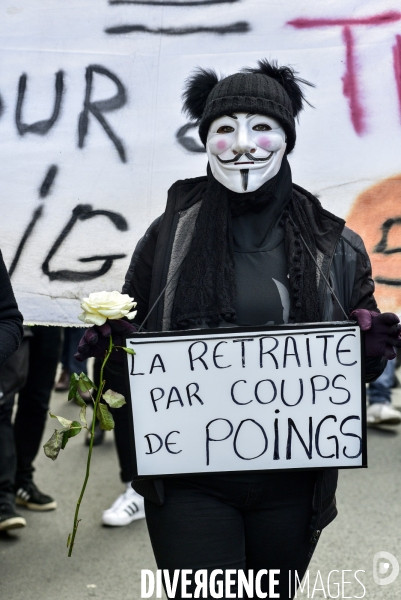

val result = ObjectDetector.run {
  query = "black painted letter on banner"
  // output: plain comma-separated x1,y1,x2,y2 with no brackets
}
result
176,123,206,153
78,65,127,163
16,71,64,136
42,204,128,281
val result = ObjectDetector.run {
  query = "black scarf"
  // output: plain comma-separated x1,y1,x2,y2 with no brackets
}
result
171,157,320,329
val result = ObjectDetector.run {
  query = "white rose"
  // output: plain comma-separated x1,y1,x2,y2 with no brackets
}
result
78,291,137,326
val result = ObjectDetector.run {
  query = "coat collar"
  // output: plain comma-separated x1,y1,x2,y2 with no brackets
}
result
292,183,345,257
168,176,345,259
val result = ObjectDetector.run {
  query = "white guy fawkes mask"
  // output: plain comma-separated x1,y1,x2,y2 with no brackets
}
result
206,112,287,193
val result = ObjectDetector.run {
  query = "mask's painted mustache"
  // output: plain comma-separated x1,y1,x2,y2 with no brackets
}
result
217,152,273,164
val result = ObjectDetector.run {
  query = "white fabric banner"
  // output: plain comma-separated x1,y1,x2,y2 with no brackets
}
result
1,1,401,324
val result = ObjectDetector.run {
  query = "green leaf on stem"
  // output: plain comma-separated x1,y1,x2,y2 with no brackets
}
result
43,429,65,460
50,412,73,429
68,372,95,403
74,393,87,408
79,405,87,426
68,373,80,401
121,347,135,355
103,389,126,409
96,403,115,431
61,430,70,450
68,421,82,438
47,413,82,452
78,372,97,393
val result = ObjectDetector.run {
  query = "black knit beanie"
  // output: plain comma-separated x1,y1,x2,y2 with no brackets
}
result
182,59,313,154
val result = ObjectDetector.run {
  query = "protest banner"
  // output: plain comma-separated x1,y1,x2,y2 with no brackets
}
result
124,322,366,477
2,2,401,324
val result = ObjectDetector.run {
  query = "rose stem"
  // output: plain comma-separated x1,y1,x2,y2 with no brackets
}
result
68,335,113,557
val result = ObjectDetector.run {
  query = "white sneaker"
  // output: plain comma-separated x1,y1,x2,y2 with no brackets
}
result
102,484,145,526
367,402,401,426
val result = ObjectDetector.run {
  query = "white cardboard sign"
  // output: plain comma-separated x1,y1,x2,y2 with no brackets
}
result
125,323,366,477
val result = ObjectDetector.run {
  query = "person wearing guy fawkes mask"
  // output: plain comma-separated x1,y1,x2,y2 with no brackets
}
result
75,60,401,598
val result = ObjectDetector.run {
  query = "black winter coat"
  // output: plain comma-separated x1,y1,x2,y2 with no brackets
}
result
0,250,23,367
120,176,385,544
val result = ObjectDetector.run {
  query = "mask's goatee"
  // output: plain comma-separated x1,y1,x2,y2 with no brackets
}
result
240,169,249,191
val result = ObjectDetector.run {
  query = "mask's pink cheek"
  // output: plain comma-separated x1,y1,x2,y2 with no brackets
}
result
258,136,272,150
216,139,228,151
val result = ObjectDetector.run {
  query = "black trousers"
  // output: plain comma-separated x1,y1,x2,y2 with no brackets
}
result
145,471,317,600
14,326,62,487
0,326,62,506
0,338,29,506
100,360,135,483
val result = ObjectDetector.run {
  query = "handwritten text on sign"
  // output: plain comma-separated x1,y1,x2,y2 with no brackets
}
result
126,324,365,477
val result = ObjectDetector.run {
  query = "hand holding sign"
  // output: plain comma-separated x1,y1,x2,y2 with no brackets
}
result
350,309,401,359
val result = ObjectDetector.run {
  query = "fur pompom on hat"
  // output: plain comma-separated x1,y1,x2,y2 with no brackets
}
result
182,59,313,153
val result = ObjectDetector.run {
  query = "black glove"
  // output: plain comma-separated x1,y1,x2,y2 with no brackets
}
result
75,319,137,363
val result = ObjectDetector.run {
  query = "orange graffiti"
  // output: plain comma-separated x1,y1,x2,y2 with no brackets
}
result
347,174,401,313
